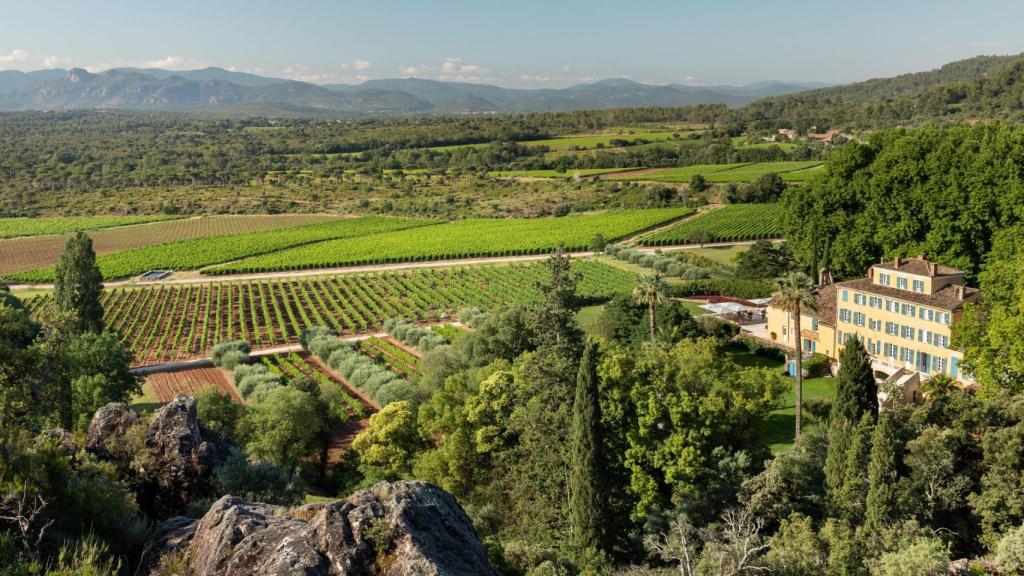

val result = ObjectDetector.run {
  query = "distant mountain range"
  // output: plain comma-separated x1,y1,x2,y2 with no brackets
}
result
0,66,826,114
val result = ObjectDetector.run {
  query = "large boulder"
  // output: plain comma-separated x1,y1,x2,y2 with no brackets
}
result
86,395,234,518
85,402,140,458
141,480,497,576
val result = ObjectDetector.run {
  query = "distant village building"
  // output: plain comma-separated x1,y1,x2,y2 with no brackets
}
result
765,256,979,403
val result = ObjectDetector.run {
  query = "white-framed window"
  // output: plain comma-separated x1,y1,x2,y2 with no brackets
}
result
932,357,947,373
897,276,908,290
854,312,865,327
913,279,925,293
901,326,915,340
879,272,891,286
885,321,898,336
811,318,819,331
942,313,950,325
839,308,852,323
883,342,896,357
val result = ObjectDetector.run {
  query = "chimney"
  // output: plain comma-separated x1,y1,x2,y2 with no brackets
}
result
928,262,937,276
918,252,926,260
894,256,902,267
955,285,964,300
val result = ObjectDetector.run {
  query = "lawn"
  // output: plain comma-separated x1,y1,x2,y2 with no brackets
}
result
666,244,748,266
576,305,606,335
725,348,836,454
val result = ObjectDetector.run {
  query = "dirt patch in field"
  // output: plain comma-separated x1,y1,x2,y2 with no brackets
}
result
145,366,238,402
597,167,668,180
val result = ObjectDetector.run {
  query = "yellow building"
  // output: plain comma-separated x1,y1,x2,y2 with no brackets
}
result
765,256,979,384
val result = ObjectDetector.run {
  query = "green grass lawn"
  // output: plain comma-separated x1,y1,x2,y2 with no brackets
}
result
725,348,836,454
488,168,638,178
666,244,748,266
677,299,709,317
764,375,836,454
576,305,606,335
129,382,165,414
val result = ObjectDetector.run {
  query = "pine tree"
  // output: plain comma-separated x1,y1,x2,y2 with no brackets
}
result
569,340,604,552
833,338,878,423
865,411,899,537
836,413,873,524
53,231,104,334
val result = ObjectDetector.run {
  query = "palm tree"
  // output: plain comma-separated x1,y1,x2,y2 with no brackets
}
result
920,373,957,401
773,272,816,437
633,273,668,344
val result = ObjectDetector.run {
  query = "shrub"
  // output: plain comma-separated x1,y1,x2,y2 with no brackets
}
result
309,336,350,360
804,353,832,377
997,525,1024,575
299,326,335,350
213,449,305,506
219,350,249,371
212,340,250,366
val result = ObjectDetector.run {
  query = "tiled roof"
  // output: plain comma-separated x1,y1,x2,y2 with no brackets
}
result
835,277,979,311
772,284,837,327
874,258,962,277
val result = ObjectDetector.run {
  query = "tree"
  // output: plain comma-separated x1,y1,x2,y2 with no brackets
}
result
632,273,668,344
196,388,245,440
687,230,712,248
765,512,827,575
63,330,139,430
212,449,305,506
735,240,797,280
904,426,970,522
833,338,878,424
871,536,949,576
835,413,873,524
53,231,104,334
569,341,604,552
773,272,816,436
529,248,583,356
241,386,321,469
598,294,700,346
352,400,420,481
588,233,608,253
689,173,709,193
865,412,899,538
919,373,957,401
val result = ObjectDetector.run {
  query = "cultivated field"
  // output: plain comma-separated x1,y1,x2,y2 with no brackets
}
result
24,260,635,365
0,215,180,238
489,168,639,178
605,161,824,183
639,204,785,245
206,208,690,274
145,366,239,402
0,214,344,276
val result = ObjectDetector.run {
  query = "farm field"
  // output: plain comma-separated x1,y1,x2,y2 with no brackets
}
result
262,351,370,416
24,260,635,365
605,161,824,183
0,214,344,276
0,215,181,238
207,207,690,274
7,215,426,282
489,168,639,178
145,366,239,403
639,204,784,245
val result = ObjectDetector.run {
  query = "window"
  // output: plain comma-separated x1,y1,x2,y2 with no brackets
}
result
897,276,908,290
870,296,883,309
854,312,865,327
926,309,934,322
885,321,898,336
942,313,950,325
941,335,949,348
869,319,881,331
932,357,947,373
841,289,849,302
839,309,852,323
901,326,915,340
879,272,891,286
884,342,896,358
913,279,925,293
900,347,914,363
803,338,816,353
811,318,819,331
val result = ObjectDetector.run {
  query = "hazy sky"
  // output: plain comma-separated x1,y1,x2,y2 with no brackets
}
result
2,0,1024,87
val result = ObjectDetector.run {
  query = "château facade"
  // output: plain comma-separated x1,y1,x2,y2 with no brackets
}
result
766,256,979,384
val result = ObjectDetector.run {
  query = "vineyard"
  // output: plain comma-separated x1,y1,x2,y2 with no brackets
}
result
7,215,426,282
605,161,824,184
145,366,239,403
638,204,784,246
0,214,342,276
25,260,635,365
0,215,180,238
261,351,369,417
359,337,423,380
205,207,690,274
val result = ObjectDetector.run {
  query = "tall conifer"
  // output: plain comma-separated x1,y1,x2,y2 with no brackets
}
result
570,340,603,551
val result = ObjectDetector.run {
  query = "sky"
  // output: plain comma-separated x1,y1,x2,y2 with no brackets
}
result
2,0,1024,88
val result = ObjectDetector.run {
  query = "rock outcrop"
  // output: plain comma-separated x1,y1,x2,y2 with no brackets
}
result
85,402,140,458
141,480,497,576
86,395,233,518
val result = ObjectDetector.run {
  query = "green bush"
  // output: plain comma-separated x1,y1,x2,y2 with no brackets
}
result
212,340,250,366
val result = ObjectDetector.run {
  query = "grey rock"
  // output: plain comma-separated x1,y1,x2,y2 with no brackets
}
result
85,402,140,458
144,481,496,576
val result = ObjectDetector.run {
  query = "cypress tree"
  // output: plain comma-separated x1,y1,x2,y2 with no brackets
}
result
823,419,852,515
53,231,104,334
569,340,603,551
865,411,899,537
836,413,873,524
833,338,878,424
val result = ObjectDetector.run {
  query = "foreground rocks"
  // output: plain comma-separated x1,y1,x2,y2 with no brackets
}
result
141,480,497,576
86,395,234,518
